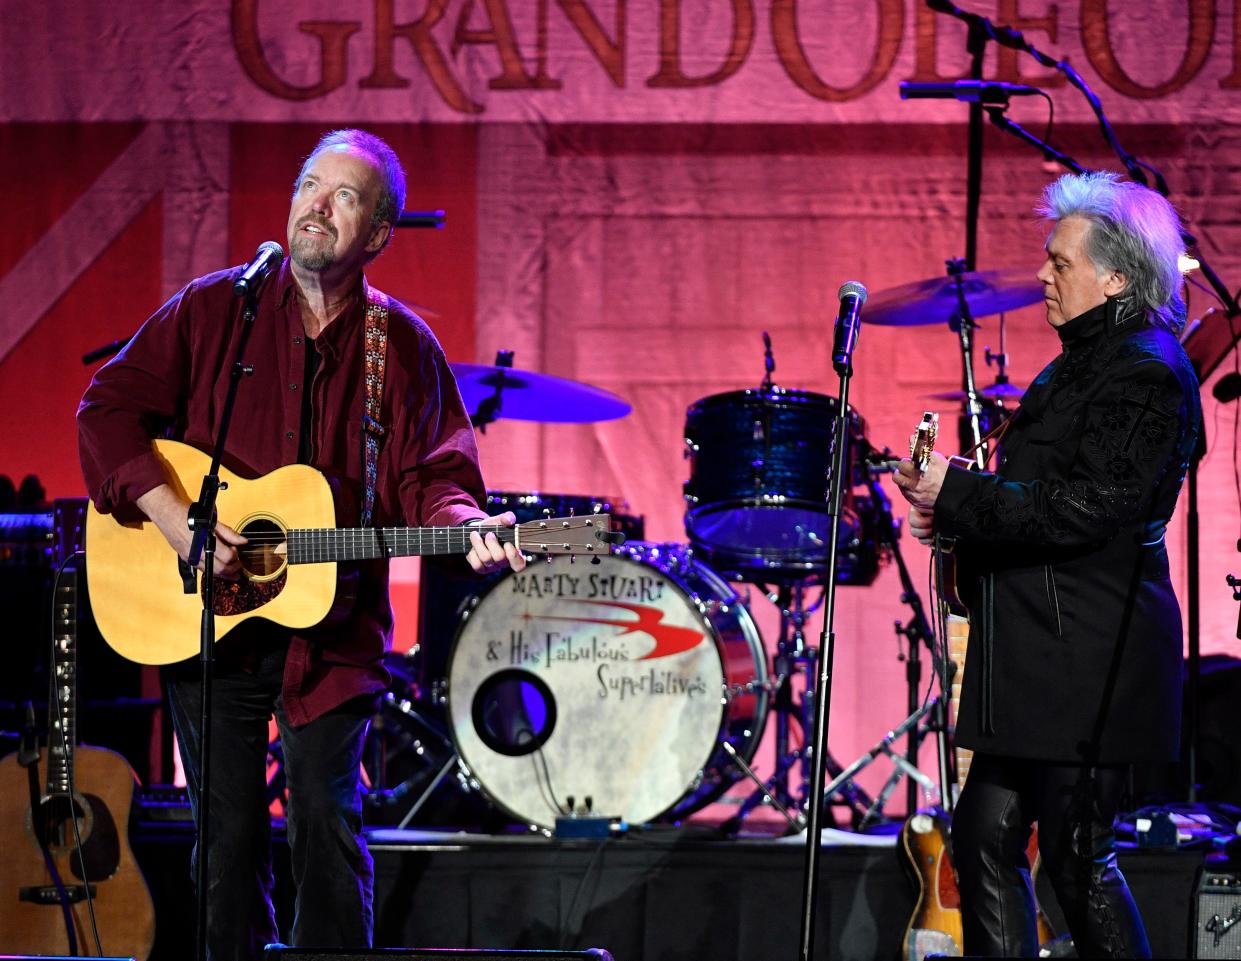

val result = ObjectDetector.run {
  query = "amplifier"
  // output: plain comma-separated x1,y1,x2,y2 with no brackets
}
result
1193,869,1241,959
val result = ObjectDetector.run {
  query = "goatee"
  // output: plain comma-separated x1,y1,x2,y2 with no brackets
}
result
291,238,335,272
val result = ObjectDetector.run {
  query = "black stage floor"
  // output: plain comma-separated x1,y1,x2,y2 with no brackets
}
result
133,824,1205,961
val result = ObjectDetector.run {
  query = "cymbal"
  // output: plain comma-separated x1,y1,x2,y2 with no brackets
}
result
451,363,632,423
864,268,1044,326
926,381,1027,401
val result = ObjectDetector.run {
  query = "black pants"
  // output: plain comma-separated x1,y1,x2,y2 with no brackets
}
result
952,753,1151,959
165,634,376,961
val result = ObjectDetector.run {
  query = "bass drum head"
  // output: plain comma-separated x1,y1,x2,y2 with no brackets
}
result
446,546,766,829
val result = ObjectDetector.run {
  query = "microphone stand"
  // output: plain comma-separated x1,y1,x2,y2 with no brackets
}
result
797,343,859,961
183,282,262,961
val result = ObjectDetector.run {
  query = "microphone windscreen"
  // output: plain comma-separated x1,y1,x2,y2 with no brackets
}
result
838,280,868,305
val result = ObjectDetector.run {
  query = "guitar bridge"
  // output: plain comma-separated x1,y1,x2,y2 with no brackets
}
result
20,883,97,904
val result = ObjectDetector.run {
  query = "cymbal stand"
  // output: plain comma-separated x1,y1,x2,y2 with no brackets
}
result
469,349,515,432
984,313,1011,393
946,258,989,469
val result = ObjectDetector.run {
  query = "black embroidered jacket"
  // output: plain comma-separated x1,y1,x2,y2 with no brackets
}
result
935,298,1201,763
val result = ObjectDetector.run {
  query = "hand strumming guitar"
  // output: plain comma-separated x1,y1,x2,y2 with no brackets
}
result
136,482,248,579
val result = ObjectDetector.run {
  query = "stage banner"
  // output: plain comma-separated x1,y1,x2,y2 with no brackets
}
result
1,0,1239,124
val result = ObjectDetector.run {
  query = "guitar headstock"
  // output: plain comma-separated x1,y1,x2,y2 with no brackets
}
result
515,514,624,556
910,411,938,474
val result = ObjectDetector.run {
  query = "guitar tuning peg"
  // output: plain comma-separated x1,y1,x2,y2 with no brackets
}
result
543,508,552,518
590,555,601,565
568,554,576,564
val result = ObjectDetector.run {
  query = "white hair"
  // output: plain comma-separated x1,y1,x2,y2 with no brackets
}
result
1037,171,1187,334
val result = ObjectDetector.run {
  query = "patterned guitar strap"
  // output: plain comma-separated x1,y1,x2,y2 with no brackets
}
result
361,284,389,528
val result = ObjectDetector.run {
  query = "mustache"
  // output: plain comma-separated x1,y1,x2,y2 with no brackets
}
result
296,215,337,239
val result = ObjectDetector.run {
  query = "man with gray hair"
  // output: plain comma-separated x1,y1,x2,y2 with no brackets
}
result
79,129,525,959
895,171,1201,957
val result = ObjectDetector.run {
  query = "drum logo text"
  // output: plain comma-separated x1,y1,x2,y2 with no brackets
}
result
596,664,710,702
508,570,666,602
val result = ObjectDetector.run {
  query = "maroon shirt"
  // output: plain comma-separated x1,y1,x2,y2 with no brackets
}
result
78,260,488,725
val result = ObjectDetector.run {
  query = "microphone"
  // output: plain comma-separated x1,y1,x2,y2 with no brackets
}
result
233,241,284,298
831,281,868,376
900,80,1043,104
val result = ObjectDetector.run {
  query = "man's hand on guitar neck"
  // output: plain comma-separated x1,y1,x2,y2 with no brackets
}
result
135,483,248,579
893,450,950,546
466,510,527,575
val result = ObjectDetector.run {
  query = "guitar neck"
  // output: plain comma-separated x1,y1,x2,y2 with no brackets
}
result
46,565,78,797
286,525,516,564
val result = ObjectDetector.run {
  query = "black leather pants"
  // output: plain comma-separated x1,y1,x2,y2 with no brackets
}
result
951,753,1152,959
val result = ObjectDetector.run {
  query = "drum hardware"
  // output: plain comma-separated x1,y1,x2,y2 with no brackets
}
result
721,581,879,833
721,740,803,831
362,687,474,828
820,698,942,831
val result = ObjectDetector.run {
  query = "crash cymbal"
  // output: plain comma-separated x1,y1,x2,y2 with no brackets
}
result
926,381,1027,401
452,363,632,424
864,268,1044,326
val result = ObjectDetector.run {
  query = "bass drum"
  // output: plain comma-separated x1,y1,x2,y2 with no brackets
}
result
446,544,767,829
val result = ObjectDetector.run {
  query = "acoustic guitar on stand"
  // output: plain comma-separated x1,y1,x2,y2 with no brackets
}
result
0,563,156,958
897,412,1057,961
86,439,622,665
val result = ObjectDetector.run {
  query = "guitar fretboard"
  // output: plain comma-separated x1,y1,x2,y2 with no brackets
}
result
286,525,517,564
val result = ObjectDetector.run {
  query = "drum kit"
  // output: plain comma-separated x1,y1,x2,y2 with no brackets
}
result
364,264,1045,834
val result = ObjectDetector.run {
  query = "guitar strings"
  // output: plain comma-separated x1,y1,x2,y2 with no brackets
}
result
223,526,519,545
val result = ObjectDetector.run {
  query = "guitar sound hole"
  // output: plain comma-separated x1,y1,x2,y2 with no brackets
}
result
38,794,92,851
238,518,286,578
34,792,121,881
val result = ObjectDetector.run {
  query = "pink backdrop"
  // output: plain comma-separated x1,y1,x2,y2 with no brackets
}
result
2,0,1239,815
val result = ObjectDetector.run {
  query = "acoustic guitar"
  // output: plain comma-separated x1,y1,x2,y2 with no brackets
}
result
0,564,156,958
86,439,618,665
898,412,1056,960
